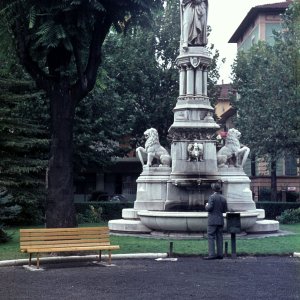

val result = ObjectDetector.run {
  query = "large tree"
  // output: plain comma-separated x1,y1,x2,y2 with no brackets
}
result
0,0,163,227
232,1,300,201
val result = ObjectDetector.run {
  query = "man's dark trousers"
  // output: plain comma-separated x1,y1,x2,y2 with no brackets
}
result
207,225,224,257
205,191,227,257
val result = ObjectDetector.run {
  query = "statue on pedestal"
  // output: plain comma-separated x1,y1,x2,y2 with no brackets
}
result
217,128,250,168
180,0,208,50
136,128,171,167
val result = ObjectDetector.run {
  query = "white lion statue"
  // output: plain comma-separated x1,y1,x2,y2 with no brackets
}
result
217,128,250,168
136,128,171,167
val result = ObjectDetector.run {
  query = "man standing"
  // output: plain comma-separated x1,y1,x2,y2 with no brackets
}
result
204,183,227,260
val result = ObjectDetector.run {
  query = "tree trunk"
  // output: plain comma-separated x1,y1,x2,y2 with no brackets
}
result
251,153,256,177
46,81,77,228
270,158,277,202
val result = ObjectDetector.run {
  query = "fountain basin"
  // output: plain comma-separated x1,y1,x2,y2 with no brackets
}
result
138,210,259,232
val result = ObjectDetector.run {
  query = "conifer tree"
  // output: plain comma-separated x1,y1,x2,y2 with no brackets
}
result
0,188,21,242
0,26,49,224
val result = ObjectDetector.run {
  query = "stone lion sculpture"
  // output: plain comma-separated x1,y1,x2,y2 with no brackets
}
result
136,128,171,167
217,128,250,168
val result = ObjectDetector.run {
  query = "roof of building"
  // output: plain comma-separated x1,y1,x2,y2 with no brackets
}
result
228,1,292,43
217,106,237,125
217,83,233,101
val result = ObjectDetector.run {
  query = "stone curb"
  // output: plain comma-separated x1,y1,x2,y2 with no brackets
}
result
0,253,168,267
293,252,300,258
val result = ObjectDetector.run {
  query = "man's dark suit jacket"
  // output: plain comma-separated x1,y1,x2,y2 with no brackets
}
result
205,192,227,226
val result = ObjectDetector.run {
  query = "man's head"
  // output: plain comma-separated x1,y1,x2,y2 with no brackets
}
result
212,183,222,192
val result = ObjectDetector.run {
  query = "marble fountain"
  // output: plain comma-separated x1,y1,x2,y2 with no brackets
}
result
108,0,279,236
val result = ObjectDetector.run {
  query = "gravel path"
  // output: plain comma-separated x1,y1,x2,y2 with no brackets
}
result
1,256,299,300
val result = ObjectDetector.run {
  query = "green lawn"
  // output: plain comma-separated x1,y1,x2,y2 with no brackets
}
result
0,223,299,261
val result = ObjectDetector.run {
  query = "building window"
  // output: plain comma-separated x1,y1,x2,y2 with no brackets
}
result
285,156,298,176
122,175,138,195
257,158,270,176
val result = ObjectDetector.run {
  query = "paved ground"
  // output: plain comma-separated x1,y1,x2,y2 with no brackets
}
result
0,256,300,300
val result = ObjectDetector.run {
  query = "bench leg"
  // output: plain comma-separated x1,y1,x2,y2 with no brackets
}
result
37,253,40,269
29,253,32,266
98,250,102,262
108,250,111,265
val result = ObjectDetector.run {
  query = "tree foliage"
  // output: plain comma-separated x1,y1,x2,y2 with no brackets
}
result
231,1,300,200
0,0,164,93
232,42,297,157
97,0,223,148
0,188,21,243
0,75,49,224
0,0,164,228
74,78,130,173
232,1,300,157
0,0,221,227
0,26,49,224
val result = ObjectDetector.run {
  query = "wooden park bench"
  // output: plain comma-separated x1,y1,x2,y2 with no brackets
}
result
20,226,120,269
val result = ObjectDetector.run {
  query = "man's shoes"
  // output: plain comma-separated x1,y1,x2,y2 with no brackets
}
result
203,255,223,260
203,256,217,260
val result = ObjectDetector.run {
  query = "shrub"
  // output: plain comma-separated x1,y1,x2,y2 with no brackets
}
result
277,208,300,224
286,191,299,202
77,205,103,223
75,202,134,222
256,202,300,220
0,225,11,243
258,188,272,201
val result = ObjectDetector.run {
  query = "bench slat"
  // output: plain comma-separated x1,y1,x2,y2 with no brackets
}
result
20,230,108,236
21,242,111,249
20,227,109,233
20,235,109,241
23,245,120,253
20,239,110,246
20,230,108,235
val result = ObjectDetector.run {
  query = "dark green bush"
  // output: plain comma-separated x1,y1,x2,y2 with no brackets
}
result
77,205,103,223
257,188,272,201
257,188,297,202
256,202,300,220
75,202,134,222
0,225,11,243
277,208,300,224
286,191,299,202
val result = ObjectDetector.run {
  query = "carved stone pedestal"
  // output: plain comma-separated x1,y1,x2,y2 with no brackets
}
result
134,166,171,211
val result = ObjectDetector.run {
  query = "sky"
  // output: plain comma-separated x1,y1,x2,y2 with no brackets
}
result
207,0,285,84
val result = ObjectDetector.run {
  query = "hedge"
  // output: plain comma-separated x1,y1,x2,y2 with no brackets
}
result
75,202,134,222
256,202,300,220
74,201,300,222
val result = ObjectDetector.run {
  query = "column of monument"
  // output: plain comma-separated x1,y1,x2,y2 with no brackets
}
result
165,0,219,210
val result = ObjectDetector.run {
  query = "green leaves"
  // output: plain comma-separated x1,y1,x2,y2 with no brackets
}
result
0,57,49,223
232,2,300,161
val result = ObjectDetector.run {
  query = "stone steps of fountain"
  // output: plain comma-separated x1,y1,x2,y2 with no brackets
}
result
108,208,151,233
122,208,139,219
246,220,279,233
108,219,151,233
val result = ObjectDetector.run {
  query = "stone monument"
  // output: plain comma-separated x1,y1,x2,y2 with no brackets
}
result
108,1,279,235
